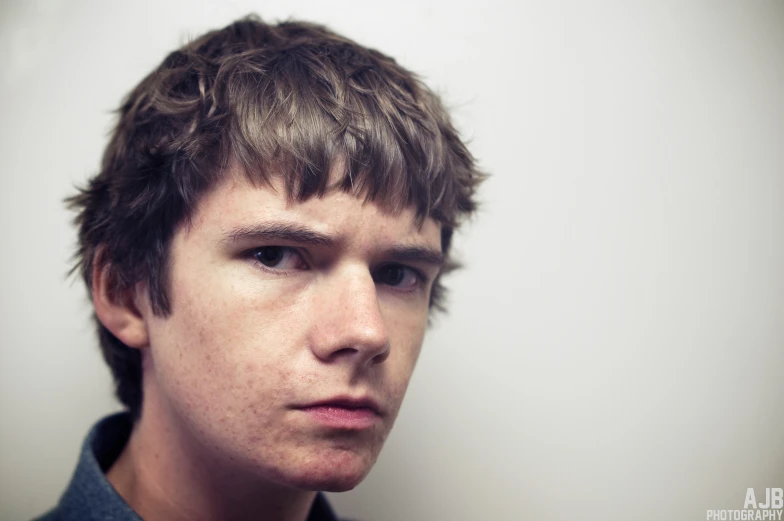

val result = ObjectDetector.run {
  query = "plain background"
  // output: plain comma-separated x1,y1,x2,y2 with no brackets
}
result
1,1,783,520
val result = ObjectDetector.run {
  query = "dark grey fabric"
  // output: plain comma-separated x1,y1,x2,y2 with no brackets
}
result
33,413,339,521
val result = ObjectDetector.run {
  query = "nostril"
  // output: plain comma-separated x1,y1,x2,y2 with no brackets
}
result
371,349,390,365
332,346,358,359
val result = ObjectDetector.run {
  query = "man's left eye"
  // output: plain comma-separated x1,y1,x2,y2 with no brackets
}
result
374,264,421,289
251,247,306,270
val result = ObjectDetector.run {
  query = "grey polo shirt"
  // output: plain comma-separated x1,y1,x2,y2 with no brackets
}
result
34,413,340,521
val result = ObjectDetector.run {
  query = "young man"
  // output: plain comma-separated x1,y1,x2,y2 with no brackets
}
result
37,15,483,521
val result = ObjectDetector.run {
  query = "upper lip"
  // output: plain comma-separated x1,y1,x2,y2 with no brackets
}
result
298,396,384,416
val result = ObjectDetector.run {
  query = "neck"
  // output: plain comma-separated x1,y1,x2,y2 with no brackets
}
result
106,368,317,521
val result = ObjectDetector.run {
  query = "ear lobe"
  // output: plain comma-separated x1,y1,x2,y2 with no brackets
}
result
92,260,150,349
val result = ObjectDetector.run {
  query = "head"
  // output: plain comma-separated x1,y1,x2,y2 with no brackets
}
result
70,16,483,490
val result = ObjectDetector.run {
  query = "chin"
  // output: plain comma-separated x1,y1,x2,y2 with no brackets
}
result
277,447,378,492
310,474,367,493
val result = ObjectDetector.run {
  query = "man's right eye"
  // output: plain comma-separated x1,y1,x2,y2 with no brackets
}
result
251,247,308,271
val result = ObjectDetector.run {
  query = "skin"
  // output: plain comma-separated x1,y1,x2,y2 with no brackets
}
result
95,171,443,521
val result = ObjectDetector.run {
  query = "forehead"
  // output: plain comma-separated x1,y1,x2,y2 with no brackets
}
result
183,174,442,250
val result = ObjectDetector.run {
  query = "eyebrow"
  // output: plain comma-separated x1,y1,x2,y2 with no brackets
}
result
384,246,445,269
224,222,336,247
223,222,444,268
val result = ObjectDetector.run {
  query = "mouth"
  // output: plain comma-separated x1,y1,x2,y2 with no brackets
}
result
295,396,384,430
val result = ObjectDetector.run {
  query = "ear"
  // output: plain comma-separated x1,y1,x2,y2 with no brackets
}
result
92,259,150,349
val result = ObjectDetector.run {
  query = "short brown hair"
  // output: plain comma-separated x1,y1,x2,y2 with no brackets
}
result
68,15,484,420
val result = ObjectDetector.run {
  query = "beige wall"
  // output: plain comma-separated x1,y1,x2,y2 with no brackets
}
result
1,1,783,519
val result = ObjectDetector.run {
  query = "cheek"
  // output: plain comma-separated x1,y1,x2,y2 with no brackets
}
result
383,307,428,403
146,271,304,433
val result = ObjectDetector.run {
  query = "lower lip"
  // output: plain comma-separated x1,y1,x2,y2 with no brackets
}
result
299,406,380,429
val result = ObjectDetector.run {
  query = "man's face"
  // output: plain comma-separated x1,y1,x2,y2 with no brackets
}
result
138,172,442,491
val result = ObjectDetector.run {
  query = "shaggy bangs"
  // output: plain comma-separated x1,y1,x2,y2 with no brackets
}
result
176,19,476,228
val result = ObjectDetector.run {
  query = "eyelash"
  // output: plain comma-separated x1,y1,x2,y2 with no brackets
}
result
374,264,426,293
247,246,307,274
245,246,427,292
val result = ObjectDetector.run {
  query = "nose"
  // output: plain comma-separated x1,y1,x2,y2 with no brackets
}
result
308,265,391,367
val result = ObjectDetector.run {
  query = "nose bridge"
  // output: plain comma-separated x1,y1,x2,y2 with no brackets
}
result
310,263,390,363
